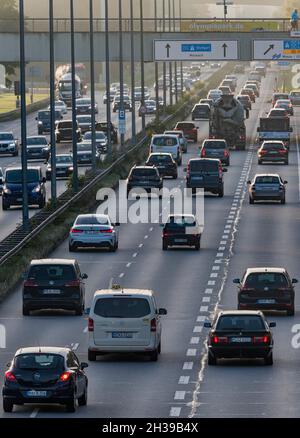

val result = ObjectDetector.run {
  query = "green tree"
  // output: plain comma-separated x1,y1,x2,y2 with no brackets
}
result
0,1,19,86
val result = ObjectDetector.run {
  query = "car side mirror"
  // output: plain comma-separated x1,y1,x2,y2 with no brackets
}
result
35,117,38,120
204,322,212,328
292,278,298,284
84,307,90,316
233,278,241,284
42,177,46,183
222,168,228,173
81,273,88,280
113,222,120,227
269,322,276,328
80,362,89,370
158,308,167,315
284,180,288,184
247,180,251,185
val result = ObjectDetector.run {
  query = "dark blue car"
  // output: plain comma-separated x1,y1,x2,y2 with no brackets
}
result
36,110,63,135
2,167,46,210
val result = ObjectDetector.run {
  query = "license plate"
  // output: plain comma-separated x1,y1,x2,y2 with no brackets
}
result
86,230,98,234
192,176,203,180
269,151,278,154
257,299,276,304
112,332,133,338
174,238,187,243
17,198,23,202
230,337,252,343
43,289,61,295
26,390,47,397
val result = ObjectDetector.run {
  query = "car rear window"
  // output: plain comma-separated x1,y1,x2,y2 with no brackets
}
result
28,264,76,281
274,94,289,100
131,168,157,177
291,91,300,97
176,123,195,130
58,121,73,128
216,315,265,331
262,143,283,149
94,297,151,318
165,216,196,229
195,104,209,110
255,176,280,184
189,160,218,172
75,216,109,225
203,141,226,149
244,273,288,288
15,354,64,370
152,136,178,146
148,155,172,163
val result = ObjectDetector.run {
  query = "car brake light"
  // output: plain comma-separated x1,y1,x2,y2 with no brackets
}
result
70,228,83,234
224,150,229,157
279,149,287,154
88,317,94,332
5,371,17,382
59,371,72,382
150,318,157,332
259,150,267,155
201,148,206,157
65,279,80,287
24,280,38,287
100,228,113,233
253,336,269,344
212,336,228,344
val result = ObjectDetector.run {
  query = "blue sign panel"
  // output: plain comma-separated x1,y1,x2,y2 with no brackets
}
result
283,40,300,50
181,44,212,53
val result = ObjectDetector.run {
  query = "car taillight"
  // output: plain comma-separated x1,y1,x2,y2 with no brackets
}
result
253,336,269,344
5,371,17,382
88,317,94,332
100,228,113,233
150,318,157,332
65,279,80,287
70,228,83,234
59,371,72,382
279,149,287,154
24,280,38,287
224,150,229,157
212,336,228,344
259,150,267,155
201,148,206,157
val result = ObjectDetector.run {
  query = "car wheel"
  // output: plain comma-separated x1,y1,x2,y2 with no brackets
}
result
249,197,254,205
66,392,76,413
158,342,161,354
281,197,286,205
264,353,273,366
2,201,9,211
218,188,224,198
285,160,289,165
287,307,295,316
3,399,14,413
149,349,158,361
13,151,18,157
22,305,30,316
173,174,178,179
69,243,77,252
75,304,83,316
208,352,217,366
195,240,201,251
88,350,97,361
38,198,46,209
78,385,88,406
110,244,117,253
162,240,168,251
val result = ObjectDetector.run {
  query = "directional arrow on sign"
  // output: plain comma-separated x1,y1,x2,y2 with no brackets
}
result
264,44,274,56
165,44,171,58
222,43,228,57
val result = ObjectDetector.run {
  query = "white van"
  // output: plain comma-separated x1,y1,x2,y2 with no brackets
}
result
87,285,167,361
150,134,182,165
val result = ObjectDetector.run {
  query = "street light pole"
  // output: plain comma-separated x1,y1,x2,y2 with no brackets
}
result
130,0,136,146
140,0,146,135
89,0,96,171
19,0,29,229
173,0,178,104
104,0,112,156
162,0,167,112
168,0,173,106
118,0,125,150
216,0,233,21
49,0,57,203
179,0,183,99
70,0,78,191
154,0,159,124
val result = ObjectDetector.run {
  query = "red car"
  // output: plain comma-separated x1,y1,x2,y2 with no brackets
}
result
174,121,198,143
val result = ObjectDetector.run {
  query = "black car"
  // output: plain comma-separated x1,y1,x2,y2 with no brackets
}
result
3,347,88,413
112,96,132,112
55,120,81,143
162,214,202,251
192,103,211,120
36,110,63,135
205,310,276,365
26,136,50,161
127,165,163,198
96,121,118,144
22,259,87,315
234,267,298,316
46,154,73,180
185,158,227,197
76,98,98,115
145,153,177,179
258,141,289,165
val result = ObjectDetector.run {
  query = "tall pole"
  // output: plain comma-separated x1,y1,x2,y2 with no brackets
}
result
154,0,159,124
168,0,173,106
104,0,112,155
70,0,78,191
130,0,136,146
140,0,146,135
119,0,125,149
179,0,183,99
162,0,167,111
49,0,57,203
89,0,96,170
173,0,178,103
19,0,28,229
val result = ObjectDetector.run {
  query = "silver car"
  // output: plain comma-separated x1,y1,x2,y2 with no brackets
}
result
248,174,287,204
69,214,120,252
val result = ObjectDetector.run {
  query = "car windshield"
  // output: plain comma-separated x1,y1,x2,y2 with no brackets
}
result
56,155,72,163
38,111,50,119
255,176,280,184
6,169,39,184
274,94,289,100
75,215,109,225
27,137,48,146
94,297,151,318
27,264,76,281
58,122,73,128
0,133,14,141
84,132,106,140
15,354,64,370
131,168,157,177
244,273,288,288
216,315,265,331
203,141,226,149
152,137,178,146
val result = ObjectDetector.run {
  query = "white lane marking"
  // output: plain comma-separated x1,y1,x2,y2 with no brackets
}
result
183,362,194,370
218,246,225,251
197,315,206,322
202,296,211,303
220,241,227,245
83,326,88,333
205,288,213,294
216,252,224,257
222,235,228,239
174,391,186,400
212,266,220,271
30,408,39,418
190,337,200,344
210,273,218,278
119,273,124,278
200,306,208,312
193,326,203,333
144,235,148,239
126,262,132,268
223,230,230,234
149,227,154,232
214,259,222,264
71,343,79,351
138,243,143,248
132,253,138,258
186,348,197,356
179,376,190,385
170,407,181,417
207,280,215,286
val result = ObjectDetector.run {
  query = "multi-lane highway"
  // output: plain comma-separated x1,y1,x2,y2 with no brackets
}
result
1,67,299,418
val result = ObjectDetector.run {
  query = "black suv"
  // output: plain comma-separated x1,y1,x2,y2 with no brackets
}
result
55,120,81,143
22,259,88,315
36,110,63,135
3,347,88,413
126,166,163,198
145,153,178,179
234,267,298,316
185,158,227,197
96,121,118,144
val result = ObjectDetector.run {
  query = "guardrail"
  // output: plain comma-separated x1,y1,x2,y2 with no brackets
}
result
0,18,292,33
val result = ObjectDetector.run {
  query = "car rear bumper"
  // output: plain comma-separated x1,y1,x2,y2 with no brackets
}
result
258,156,288,162
88,339,158,353
69,236,116,248
251,193,284,201
209,345,272,359
163,236,200,246
239,301,293,311
3,193,44,206
23,298,82,311
3,387,74,404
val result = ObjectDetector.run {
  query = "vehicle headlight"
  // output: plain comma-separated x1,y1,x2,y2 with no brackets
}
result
32,186,41,193
43,147,49,152
9,143,16,147
68,166,74,171
38,121,43,125
3,188,11,195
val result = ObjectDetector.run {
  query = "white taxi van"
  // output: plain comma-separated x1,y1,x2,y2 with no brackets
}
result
87,285,167,362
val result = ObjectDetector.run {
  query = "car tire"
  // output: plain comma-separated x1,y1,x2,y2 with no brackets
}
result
78,385,88,406
149,349,158,362
208,352,217,366
110,244,117,253
69,243,77,252
75,305,83,316
285,160,289,165
195,240,201,251
38,198,46,209
281,197,286,205
249,197,254,205
2,201,9,211
287,307,295,316
3,399,14,413
173,174,178,179
218,188,224,198
12,151,18,157
264,353,273,366
158,342,161,354
162,240,168,251
66,393,76,413
88,350,97,361
258,160,262,165
22,305,30,316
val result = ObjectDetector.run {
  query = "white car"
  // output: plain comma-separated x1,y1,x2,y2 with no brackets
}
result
150,134,182,165
48,100,67,115
207,89,222,102
87,285,167,361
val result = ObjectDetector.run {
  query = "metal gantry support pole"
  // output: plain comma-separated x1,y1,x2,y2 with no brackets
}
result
162,0,167,112
49,0,57,203
154,0,159,124
89,0,96,170
130,0,136,146
140,0,146,135
173,0,178,104
104,0,112,156
70,0,78,191
19,0,29,229
168,0,173,106
179,0,183,99
119,0,125,150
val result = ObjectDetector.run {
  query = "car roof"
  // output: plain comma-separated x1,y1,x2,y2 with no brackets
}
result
148,152,173,157
0,131,13,135
245,267,287,274
30,258,76,266
152,133,178,138
76,213,109,219
27,135,47,139
203,138,226,142
15,346,70,356
93,288,154,299
262,140,284,144
217,310,264,317
254,173,280,178
5,166,41,172
189,157,220,163
132,165,156,170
